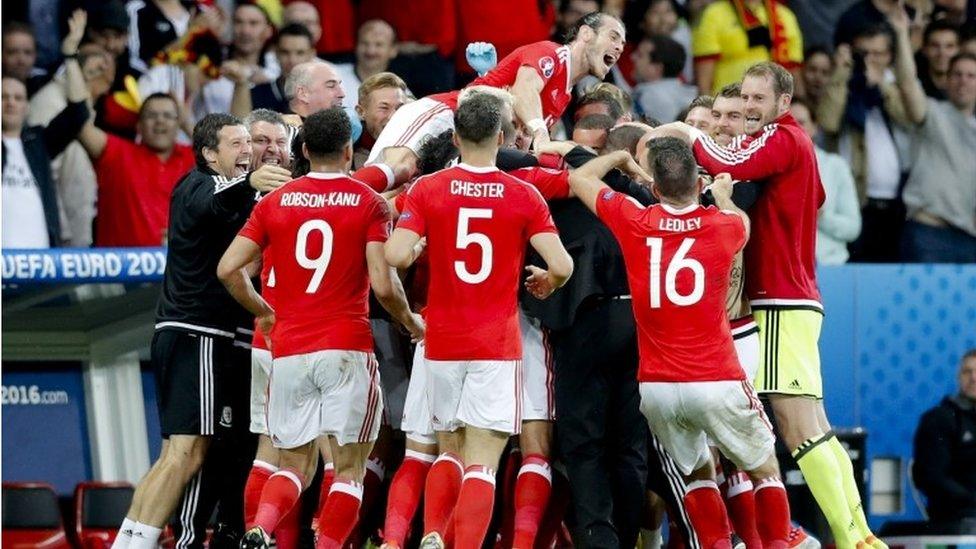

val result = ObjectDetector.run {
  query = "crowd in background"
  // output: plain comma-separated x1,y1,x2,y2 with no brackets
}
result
2,0,975,263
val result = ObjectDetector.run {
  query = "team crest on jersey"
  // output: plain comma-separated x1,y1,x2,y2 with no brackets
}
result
220,406,233,428
603,191,616,200
539,56,555,78
400,211,413,220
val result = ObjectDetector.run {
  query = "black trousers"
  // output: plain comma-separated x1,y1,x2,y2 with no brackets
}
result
171,342,257,549
549,298,648,549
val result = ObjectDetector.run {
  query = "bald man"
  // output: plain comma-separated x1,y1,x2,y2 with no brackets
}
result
335,20,399,106
283,1,322,44
285,60,346,118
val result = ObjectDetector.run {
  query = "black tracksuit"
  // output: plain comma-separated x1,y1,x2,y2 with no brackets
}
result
913,394,976,523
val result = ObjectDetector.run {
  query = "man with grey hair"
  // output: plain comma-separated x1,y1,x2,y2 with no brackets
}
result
243,109,289,170
286,60,345,118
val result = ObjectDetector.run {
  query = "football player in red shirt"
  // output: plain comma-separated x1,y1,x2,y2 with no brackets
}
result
217,108,424,549
384,88,573,549
354,11,625,193
567,139,791,549
654,62,883,549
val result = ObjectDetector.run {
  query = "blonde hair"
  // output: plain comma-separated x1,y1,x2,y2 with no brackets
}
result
358,71,408,105
458,85,515,109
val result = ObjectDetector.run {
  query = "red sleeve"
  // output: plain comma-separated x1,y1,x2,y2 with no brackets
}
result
520,42,560,84
692,124,794,181
94,134,130,183
366,195,392,242
524,185,558,237
238,197,269,246
536,152,566,170
395,180,428,236
510,167,570,200
393,190,408,217
594,187,641,237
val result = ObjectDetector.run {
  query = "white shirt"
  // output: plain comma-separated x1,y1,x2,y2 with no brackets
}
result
863,107,902,200
2,137,51,249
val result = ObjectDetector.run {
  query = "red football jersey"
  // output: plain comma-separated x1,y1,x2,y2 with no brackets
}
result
595,189,747,383
251,248,275,351
431,41,573,128
396,163,558,360
509,167,570,200
238,172,391,358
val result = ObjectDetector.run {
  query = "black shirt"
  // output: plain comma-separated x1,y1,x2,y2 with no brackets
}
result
155,166,258,335
252,78,290,113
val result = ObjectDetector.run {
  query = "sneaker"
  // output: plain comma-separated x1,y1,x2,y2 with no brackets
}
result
787,524,821,549
418,532,445,549
865,535,889,549
731,533,746,549
240,526,271,549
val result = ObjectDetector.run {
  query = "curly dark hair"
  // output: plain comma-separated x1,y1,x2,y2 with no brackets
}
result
303,107,351,161
417,130,459,175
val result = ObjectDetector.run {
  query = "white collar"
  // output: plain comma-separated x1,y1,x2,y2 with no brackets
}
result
306,171,346,179
660,202,700,215
456,163,498,174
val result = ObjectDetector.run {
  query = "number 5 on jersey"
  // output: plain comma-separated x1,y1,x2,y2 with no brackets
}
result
455,207,493,284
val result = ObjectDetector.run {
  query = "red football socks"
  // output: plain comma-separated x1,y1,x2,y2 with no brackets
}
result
512,454,552,549
454,465,497,548
423,453,464,536
244,460,276,526
684,480,732,549
754,477,791,549
254,468,304,534
724,471,761,549
384,450,436,546
316,480,364,549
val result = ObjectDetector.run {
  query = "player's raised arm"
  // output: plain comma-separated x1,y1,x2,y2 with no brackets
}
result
511,66,549,147
367,241,425,341
217,235,274,330
709,173,751,240
568,150,652,212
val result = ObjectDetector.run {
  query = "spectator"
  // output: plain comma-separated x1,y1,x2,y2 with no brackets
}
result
678,94,715,131
819,23,911,263
800,45,834,114
335,20,399,109
1,10,89,249
85,0,135,92
636,0,693,82
28,44,115,248
353,71,408,168
912,349,976,524
2,22,50,96
888,6,976,263
792,99,861,265
359,0,458,98
711,82,744,146
77,93,194,247
127,0,192,74
286,60,346,119
197,3,279,118
691,0,804,95
962,21,976,55
834,0,895,48
231,23,317,116
632,34,697,123
283,1,323,45
554,0,604,41
918,20,961,99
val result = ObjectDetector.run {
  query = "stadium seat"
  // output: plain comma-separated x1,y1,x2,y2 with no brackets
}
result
1,482,73,549
73,482,134,549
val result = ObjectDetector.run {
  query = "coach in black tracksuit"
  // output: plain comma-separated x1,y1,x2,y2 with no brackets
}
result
521,145,652,549
111,113,292,549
